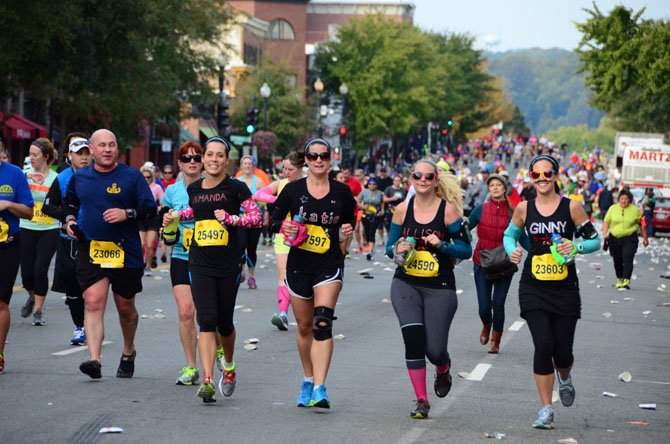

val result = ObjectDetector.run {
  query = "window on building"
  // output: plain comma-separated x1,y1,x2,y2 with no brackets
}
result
267,19,295,40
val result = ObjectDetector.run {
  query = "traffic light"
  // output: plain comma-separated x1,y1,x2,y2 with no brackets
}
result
334,146,341,161
441,128,448,136
339,127,347,136
246,108,259,134
217,103,230,136
447,119,453,127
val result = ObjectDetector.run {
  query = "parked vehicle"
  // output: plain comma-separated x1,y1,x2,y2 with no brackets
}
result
652,197,670,234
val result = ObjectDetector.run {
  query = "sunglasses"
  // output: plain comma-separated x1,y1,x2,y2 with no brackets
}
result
305,151,331,161
143,175,152,179
529,170,554,180
180,154,202,163
163,171,173,175
411,171,436,181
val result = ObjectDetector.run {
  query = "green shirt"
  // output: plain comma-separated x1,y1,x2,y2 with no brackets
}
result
20,168,60,231
604,203,642,238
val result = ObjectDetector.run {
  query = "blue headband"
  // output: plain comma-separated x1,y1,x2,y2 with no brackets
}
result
304,138,331,152
205,136,231,154
530,154,559,173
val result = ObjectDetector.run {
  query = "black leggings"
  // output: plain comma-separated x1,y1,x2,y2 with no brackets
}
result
190,273,240,335
362,215,381,244
238,227,262,269
609,234,638,280
525,309,578,375
20,228,59,295
0,237,22,304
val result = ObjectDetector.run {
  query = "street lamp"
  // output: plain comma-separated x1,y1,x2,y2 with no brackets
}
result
216,54,228,137
260,82,271,131
339,83,349,147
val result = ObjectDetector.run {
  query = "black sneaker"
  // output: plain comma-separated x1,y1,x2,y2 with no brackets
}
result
151,257,158,269
79,360,102,379
116,350,136,378
20,297,34,318
411,398,430,419
434,370,452,398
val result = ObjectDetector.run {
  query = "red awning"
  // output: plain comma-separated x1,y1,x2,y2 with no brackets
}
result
0,113,48,140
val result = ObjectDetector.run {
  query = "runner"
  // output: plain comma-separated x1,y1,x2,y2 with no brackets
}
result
19,138,60,326
0,157,34,373
385,160,471,419
270,138,356,409
340,165,362,257
139,166,164,276
161,141,203,385
357,178,383,261
170,136,261,403
252,152,305,331
504,154,600,429
64,129,157,379
42,136,91,344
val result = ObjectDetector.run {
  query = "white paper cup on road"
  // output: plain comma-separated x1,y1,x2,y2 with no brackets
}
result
619,371,632,383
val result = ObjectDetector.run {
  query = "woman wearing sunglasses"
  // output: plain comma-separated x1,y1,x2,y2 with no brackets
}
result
357,178,384,261
503,155,600,429
252,152,305,331
386,160,472,419
270,138,356,409
138,166,164,276
168,137,262,403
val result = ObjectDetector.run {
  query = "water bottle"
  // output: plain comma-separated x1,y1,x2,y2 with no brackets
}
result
550,233,574,266
394,236,416,267
162,211,180,245
284,214,306,246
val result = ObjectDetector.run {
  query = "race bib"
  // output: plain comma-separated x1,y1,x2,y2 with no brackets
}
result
0,219,8,243
298,224,330,254
182,227,194,252
532,253,568,281
404,250,440,277
194,219,229,247
89,241,124,268
31,202,54,225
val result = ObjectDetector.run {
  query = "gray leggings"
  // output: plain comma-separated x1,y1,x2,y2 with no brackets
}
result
390,278,458,369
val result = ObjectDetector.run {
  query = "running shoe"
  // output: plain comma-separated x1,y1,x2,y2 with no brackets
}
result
79,360,102,379
615,278,624,289
70,327,86,346
219,365,236,397
0,353,4,374
557,372,575,407
366,253,372,261
160,253,167,263
216,346,224,372
622,279,630,290
239,271,246,284
20,297,34,318
309,385,330,409
32,310,45,326
434,370,452,398
532,405,554,429
345,253,350,260
296,380,314,407
176,366,200,385
197,381,216,403
271,313,289,331
354,248,361,254
116,350,136,378
144,268,153,277
151,257,158,269
410,398,430,419
247,276,257,289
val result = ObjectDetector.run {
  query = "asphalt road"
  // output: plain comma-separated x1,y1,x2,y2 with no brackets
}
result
1,235,669,443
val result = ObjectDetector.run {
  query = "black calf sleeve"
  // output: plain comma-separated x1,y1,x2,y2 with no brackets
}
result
401,324,426,369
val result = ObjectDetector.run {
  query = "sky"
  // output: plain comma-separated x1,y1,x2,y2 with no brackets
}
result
411,0,669,51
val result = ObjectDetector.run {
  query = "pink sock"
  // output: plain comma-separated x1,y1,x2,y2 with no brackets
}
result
277,286,290,314
407,368,428,401
436,363,450,374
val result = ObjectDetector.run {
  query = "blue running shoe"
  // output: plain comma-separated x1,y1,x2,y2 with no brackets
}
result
557,372,575,407
309,385,330,409
296,380,314,407
70,327,86,346
532,405,554,429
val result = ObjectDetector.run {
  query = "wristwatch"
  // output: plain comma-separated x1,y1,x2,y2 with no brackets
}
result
126,209,137,220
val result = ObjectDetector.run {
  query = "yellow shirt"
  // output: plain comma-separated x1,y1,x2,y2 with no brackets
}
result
604,203,642,238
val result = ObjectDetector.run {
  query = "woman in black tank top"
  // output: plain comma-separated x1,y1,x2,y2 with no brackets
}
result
505,155,597,430
385,160,472,419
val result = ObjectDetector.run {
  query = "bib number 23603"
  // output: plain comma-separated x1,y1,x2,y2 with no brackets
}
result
532,253,567,281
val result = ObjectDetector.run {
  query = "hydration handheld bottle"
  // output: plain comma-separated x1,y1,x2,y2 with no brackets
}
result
550,233,575,266
394,236,417,267
284,214,306,246
162,211,180,245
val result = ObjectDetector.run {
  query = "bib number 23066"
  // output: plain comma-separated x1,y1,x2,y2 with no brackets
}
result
194,220,229,247
89,241,124,268
532,253,567,281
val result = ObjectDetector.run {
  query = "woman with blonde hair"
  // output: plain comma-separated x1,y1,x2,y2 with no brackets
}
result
139,166,164,276
386,159,472,419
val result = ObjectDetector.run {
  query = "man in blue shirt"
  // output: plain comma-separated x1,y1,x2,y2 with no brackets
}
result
0,159,34,373
65,129,156,379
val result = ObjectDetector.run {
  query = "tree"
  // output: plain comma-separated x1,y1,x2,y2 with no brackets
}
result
504,105,530,136
0,0,233,143
576,3,670,133
230,62,310,156
544,123,617,154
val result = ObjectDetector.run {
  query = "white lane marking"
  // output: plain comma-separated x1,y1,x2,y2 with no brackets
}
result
508,320,525,331
634,379,670,385
467,363,492,381
52,341,114,356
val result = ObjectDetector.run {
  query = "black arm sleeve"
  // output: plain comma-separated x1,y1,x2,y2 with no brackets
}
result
64,175,81,221
136,205,158,221
42,180,65,222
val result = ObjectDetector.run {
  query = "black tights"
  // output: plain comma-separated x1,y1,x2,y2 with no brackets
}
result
525,310,578,375
362,215,381,245
238,227,262,269
190,273,240,335
609,234,638,280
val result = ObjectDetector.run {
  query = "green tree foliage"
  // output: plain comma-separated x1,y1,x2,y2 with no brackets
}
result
487,49,603,134
576,4,670,132
0,0,232,142
230,63,310,156
545,124,617,154
315,15,495,152
504,105,530,136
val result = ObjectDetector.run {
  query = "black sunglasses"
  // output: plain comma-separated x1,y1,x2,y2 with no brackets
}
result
163,170,173,175
411,171,435,181
305,151,331,161
180,154,202,163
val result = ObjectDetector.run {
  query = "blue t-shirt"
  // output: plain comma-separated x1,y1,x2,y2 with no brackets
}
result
161,180,194,262
0,161,34,238
65,163,156,269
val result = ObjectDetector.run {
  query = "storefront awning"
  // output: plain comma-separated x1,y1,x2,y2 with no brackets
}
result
0,113,47,140
180,127,198,142
198,118,218,139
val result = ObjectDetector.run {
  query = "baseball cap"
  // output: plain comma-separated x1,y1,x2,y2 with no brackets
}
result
486,173,508,186
69,138,90,153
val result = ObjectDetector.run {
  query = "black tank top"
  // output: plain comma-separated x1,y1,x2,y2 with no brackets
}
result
394,197,455,290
